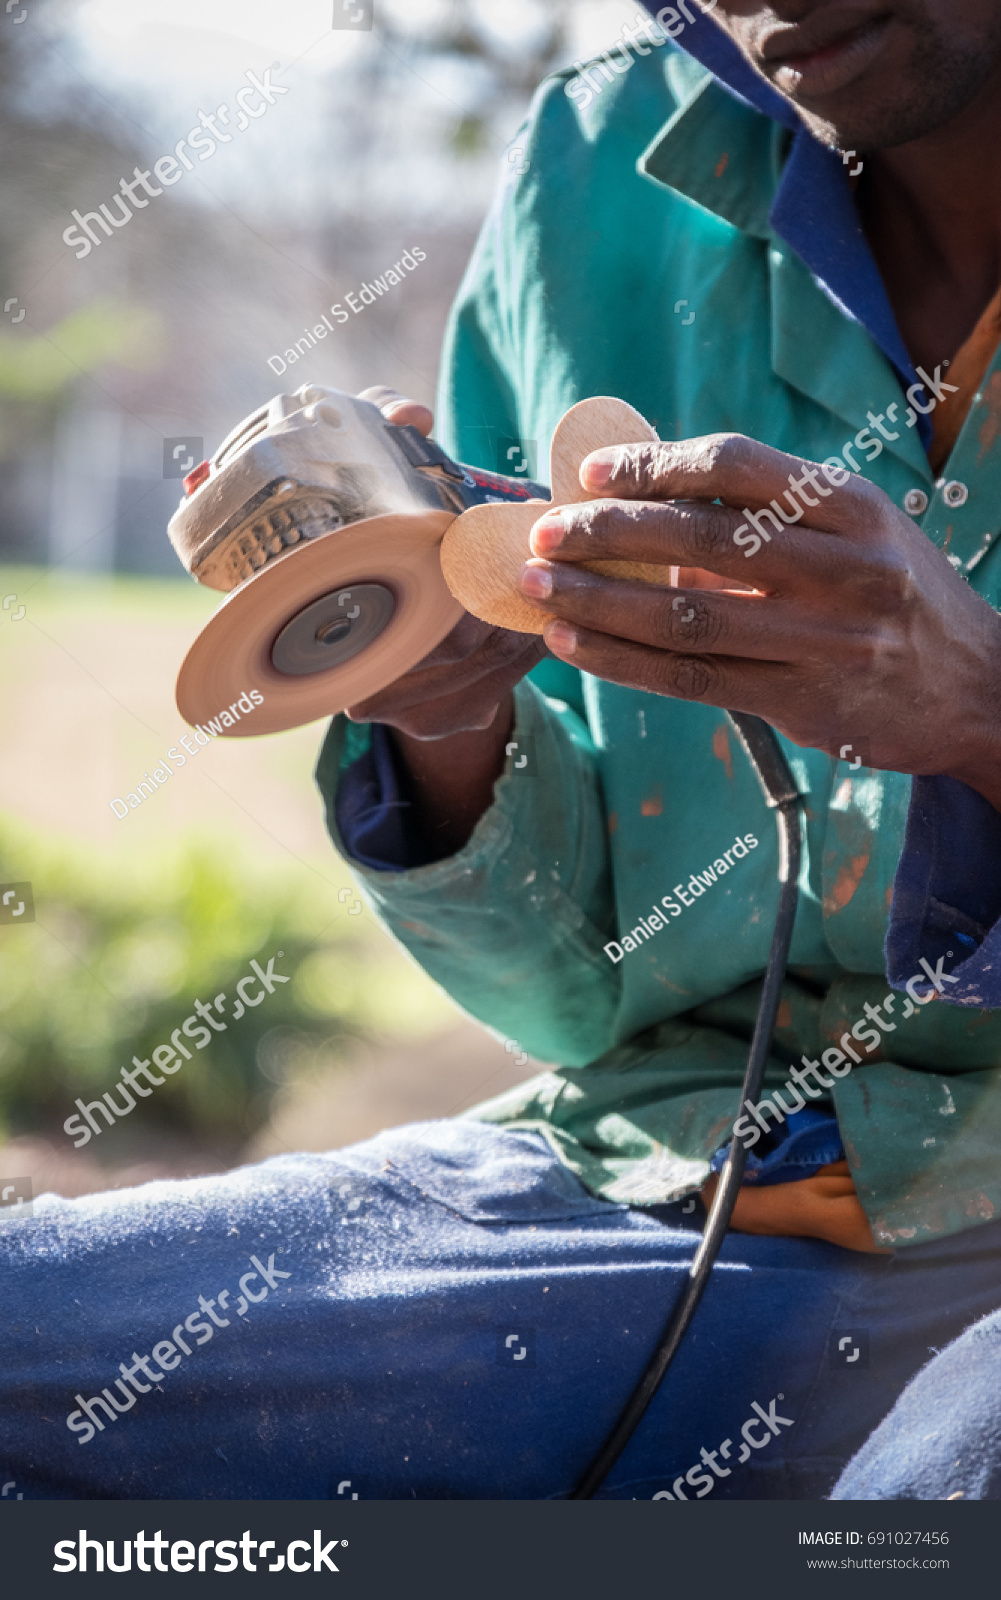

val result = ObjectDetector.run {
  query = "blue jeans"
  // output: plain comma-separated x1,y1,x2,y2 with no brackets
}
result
3,1120,1000,1500
832,1306,1001,1500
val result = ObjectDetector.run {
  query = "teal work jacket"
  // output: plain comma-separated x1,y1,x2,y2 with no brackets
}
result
316,44,1001,1248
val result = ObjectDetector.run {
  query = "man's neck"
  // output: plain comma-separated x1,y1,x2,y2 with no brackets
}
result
858,79,1001,372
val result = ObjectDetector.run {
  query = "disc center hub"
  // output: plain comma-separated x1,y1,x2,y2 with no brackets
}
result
271,583,396,676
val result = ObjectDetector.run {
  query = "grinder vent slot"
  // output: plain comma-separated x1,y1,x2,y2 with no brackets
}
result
216,495,345,588
214,406,271,469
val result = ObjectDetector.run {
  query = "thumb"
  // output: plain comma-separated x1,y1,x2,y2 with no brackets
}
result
358,386,434,438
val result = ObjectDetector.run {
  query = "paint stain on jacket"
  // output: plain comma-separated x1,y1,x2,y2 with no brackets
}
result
825,852,871,915
712,722,733,781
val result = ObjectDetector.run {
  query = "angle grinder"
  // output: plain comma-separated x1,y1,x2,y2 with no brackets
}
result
167,383,672,736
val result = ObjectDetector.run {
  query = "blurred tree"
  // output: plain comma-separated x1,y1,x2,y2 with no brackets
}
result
0,0,625,567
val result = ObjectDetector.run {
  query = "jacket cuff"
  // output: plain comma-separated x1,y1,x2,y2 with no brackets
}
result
315,676,588,890
333,723,432,872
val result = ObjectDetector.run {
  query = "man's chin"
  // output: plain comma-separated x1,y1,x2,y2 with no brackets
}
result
770,54,927,152
782,90,916,156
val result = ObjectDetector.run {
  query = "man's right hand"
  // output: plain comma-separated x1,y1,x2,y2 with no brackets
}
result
346,389,547,856
344,605,546,743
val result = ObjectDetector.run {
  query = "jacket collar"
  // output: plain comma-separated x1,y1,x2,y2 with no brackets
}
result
636,6,925,427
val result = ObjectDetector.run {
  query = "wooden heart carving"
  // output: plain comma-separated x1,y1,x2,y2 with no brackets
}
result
440,396,676,633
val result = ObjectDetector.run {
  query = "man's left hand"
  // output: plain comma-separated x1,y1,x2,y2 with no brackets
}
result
519,432,1001,809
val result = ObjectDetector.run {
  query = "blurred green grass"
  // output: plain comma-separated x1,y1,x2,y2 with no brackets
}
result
0,825,457,1164
0,566,459,1161
0,812,455,1159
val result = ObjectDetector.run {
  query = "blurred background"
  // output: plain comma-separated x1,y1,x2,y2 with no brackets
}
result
0,0,638,1200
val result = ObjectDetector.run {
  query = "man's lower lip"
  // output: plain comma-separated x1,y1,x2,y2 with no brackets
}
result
768,18,892,98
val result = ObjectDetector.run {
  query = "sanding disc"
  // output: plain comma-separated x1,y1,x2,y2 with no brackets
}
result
440,396,671,633
176,510,461,736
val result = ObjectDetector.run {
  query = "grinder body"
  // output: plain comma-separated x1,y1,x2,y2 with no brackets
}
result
168,384,548,593
168,385,549,736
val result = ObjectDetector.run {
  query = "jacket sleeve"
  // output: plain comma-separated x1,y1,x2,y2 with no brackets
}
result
886,774,1001,1006
314,677,622,1067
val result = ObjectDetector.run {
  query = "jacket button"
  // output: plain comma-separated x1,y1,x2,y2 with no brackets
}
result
942,480,969,508
903,488,929,515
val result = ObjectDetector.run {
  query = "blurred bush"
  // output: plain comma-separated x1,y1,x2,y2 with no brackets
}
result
0,812,453,1159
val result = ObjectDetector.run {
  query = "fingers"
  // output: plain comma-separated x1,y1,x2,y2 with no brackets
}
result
357,385,434,438
347,643,544,739
410,613,504,669
526,488,905,596
577,432,886,540
519,563,836,662
527,493,848,592
539,616,805,722
345,621,545,731
411,617,545,682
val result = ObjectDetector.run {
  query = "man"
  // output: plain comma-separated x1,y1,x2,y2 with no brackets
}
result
325,0,1001,1483
5,0,1001,1501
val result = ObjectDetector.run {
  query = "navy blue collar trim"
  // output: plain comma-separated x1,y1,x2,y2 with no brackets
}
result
640,6,927,437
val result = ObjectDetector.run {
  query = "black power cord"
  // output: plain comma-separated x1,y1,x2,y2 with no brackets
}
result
571,711,803,1500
